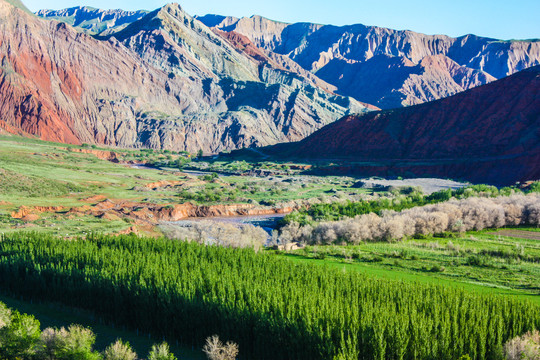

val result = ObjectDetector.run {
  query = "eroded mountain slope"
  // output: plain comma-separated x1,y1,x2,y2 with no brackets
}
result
0,1,368,152
201,15,540,108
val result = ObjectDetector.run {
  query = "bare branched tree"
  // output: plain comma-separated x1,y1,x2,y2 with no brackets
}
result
202,335,239,360
161,221,267,251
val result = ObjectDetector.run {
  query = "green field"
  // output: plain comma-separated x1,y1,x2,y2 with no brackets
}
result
274,227,540,303
1,134,539,359
0,135,174,206
0,135,375,237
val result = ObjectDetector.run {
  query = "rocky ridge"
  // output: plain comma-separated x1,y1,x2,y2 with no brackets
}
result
199,15,540,108
0,0,368,153
37,5,540,109
36,6,149,35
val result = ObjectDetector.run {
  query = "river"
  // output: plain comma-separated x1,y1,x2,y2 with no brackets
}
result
170,213,285,234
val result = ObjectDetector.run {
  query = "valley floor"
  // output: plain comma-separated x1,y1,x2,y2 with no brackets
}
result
1,134,539,359
0,135,374,237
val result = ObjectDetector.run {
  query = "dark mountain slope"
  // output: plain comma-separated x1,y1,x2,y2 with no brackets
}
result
262,66,540,185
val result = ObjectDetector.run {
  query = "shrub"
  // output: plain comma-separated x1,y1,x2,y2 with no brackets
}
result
279,194,540,244
38,325,100,360
0,311,41,359
160,221,267,251
0,300,179,360
434,232,457,238
466,255,494,268
148,342,177,360
0,303,11,330
528,182,540,193
103,340,137,360
504,330,540,360
429,264,445,272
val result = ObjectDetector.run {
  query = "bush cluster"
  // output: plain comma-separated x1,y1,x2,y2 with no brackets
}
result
504,329,540,360
284,183,538,226
279,194,540,244
0,302,176,360
160,220,267,251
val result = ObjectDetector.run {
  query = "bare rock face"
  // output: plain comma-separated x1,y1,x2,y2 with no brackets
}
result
314,54,497,109
0,0,369,153
38,6,540,110
202,15,540,109
263,66,540,185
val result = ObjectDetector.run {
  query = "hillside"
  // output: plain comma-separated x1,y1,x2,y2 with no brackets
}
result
0,0,368,153
199,15,540,109
4,0,29,12
261,66,540,185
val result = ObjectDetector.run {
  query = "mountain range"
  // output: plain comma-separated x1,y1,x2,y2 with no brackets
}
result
0,0,367,153
40,6,540,109
36,6,149,36
198,14,540,109
260,66,540,185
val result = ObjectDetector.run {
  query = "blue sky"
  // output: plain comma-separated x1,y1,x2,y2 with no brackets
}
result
24,0,540,40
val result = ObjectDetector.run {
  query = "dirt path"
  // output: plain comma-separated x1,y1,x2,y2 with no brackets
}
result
489,229,540,241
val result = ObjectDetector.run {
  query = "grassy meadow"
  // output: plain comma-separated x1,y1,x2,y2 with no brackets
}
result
273,227,540,303
0,135,374,237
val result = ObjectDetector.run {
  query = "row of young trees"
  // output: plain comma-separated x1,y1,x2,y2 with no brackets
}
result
278,194,540,244
0,302,176,360
0,232,538,359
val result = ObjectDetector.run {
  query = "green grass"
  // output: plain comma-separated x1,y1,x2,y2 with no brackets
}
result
0,136,185,235
0,134,374,236
0,168,84,197
0,213,132,237
0,137,159,204
272,227,540,304
0,293,205,360
176,174,371,205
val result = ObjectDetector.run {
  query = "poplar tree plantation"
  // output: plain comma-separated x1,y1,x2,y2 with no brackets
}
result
0,232,538,359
